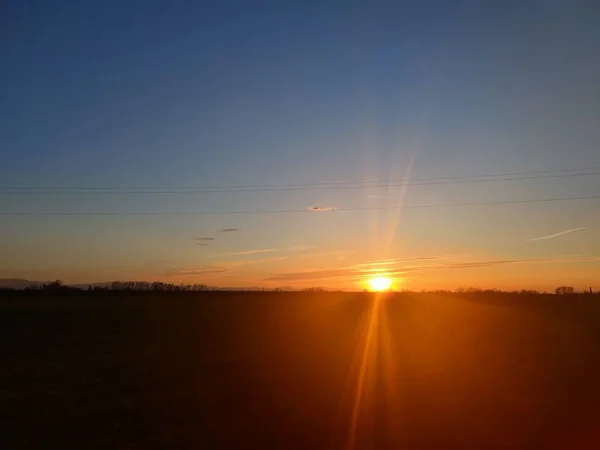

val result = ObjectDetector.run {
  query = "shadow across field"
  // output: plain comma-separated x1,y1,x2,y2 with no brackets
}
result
1,291,600,449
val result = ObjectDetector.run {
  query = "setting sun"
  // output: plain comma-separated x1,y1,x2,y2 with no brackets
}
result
368,276,393,292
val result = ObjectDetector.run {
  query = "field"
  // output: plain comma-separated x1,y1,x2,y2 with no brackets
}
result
2,292,600,449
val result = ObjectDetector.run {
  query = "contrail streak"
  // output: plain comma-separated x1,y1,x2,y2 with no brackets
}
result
526,227,587,242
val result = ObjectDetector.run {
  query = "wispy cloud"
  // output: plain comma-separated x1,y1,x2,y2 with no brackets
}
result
267,268,355,282
215,256,289,268
533,255,600,264
308,206,333,212
224,248,276,256
443,260,515,269
368,195,387,199
526,227,587,242
266,258,442,282
211,246,314,257
219,228,239,232
298,250,353,259
265,255,600,282
401,256,600,271
352,260,399,269
194,237,215,241
351,256,445,269
166,266,229,277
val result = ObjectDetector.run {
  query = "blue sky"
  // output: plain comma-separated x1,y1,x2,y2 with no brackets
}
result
1,0,599,289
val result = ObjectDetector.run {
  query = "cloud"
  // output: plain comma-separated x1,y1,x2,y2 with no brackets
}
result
265,255,600,283
165,266,229,277
401,256,600,272
268,256,448,282
353,261,398,271
533,255,600,264
444,260,515,269
526,227,587,242
220,228,239,232
267,268,354,282
297,250,353,259
368,195,388,199
287,245,315,251
212,246,314,257
392,259,527,273
260,262,448,282
351,256,445,269
196,243,209,246
215,256,289,268
308,206,333,212
222,248,277,256
267,266,414,282
194,237,215,241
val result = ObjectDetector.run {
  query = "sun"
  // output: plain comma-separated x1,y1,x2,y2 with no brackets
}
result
368,276,393,292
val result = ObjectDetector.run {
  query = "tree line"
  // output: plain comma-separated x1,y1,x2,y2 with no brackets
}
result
22,280,208,292
3,281,593,295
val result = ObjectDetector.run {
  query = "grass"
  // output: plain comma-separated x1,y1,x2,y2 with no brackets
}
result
1,291,600,449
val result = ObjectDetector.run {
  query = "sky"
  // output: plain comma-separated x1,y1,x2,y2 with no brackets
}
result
1,0,599,291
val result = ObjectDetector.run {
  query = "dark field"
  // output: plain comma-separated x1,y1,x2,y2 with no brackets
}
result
2,292,600,449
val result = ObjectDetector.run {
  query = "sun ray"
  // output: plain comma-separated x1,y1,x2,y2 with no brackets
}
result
346,295,382,449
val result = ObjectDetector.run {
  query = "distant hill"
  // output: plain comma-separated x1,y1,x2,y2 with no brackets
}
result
0,279,51,290
0,279,110,290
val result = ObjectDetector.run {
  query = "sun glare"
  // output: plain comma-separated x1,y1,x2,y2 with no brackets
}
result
368,276,392,292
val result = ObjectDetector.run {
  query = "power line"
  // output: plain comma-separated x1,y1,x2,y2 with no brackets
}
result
2,165,600,191
2,170,600,195
1,194,598,216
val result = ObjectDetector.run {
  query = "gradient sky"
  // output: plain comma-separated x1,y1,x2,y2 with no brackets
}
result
1,0,599,291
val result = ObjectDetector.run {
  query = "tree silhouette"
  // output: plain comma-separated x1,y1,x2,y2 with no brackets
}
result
555,286,575,295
